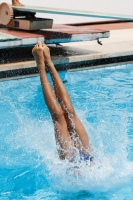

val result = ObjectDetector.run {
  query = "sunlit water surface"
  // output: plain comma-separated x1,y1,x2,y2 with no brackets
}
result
0,63,133,199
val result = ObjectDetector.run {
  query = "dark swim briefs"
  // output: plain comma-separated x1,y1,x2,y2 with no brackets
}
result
79,151,94,162
70,150,94,163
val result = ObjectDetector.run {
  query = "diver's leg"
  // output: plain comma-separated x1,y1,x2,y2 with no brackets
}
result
42,43,91,154
12,0,24,6
32,42,73,160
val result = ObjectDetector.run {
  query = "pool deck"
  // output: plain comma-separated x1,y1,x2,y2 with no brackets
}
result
0,20,133,79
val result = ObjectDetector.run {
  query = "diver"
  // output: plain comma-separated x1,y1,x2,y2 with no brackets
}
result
12,0,24,6
32,42,93,163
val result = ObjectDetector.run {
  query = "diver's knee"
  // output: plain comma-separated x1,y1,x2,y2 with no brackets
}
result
63,101,75,116
51,107,64,122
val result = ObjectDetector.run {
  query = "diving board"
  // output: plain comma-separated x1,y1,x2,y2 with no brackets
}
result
0,3,110,48
38,24,110,44
0,24,110,49
0,29,44,49
0,32,21,41
13,5,133,21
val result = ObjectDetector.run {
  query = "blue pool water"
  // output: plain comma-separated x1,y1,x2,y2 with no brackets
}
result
0,63,133,199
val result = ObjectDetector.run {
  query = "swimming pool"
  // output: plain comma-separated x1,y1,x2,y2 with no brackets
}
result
0,63,133,199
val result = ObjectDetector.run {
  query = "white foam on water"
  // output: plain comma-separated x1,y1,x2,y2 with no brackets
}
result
46,114,133,194
0,67,133,197
1,110,132,195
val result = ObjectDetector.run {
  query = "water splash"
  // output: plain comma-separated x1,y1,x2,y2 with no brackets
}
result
0,67,133,199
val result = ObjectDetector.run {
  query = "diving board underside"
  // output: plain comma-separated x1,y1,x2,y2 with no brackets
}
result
0,29,44,49
13,5,133,21
0,32,21,41
0,24,109,49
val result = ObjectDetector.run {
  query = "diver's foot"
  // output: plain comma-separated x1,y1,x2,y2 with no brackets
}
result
32,42,44,67
42,44,53,67
12,0,24,6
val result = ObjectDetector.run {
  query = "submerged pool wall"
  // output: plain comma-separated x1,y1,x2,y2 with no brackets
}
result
0,46,133,80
